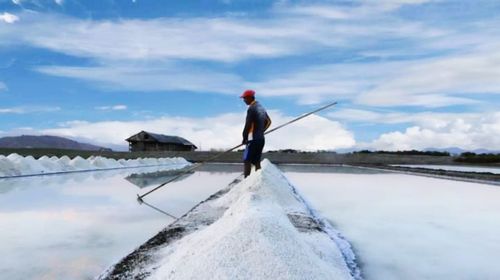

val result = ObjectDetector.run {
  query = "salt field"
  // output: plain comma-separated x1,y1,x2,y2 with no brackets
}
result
282,165,500,280
2,161,500,279
3,0,500,278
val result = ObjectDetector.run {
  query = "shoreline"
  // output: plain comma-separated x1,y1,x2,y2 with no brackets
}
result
353,164,500,186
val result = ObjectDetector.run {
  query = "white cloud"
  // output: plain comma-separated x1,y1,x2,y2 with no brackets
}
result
278,0,436,20
39,112,355,151
0,3,497,110
0,82,7,91
0,8,446,63
13,15,310,62
95,105,127,111
111,105,127,110
11,0,22,5
0,108,23,113
0,106,61,114
35,63,244,93
0,12,19,24
356,46,500,107
35,44,500,107
251,42,500,107
328,109,479,126
364,112,500,150
280,5,353,20
54,0,64,5
249,63,378,104
363,0,436,11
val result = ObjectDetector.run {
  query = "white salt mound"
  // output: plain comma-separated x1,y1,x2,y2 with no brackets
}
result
70,156,93,170
0,154,190,177
104,160,359,280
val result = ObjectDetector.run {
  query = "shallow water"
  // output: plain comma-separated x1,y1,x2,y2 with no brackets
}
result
0,164,241,280
281,164,500,280
3,163,499,280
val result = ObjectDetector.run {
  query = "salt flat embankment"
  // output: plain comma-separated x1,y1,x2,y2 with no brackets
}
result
0,148,458,165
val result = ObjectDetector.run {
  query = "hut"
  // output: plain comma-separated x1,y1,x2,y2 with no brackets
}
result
126,131,197,152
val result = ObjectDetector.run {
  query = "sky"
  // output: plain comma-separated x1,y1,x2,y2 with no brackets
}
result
0,0,499,152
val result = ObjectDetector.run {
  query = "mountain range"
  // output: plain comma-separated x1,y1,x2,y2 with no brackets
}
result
0,135,112,151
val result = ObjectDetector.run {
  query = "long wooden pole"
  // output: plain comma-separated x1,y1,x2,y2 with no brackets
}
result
137,101,338,203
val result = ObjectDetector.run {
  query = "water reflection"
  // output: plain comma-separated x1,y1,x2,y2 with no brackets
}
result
285,170,500,280
0,164,240,280
125,168,194,189
140,200,178,220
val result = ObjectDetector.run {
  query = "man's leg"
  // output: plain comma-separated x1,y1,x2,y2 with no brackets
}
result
254,139,264,171
244,161,252,177
243,141,252,177
254,161,261,170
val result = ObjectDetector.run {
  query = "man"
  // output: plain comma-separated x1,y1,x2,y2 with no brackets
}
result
240,89,271,177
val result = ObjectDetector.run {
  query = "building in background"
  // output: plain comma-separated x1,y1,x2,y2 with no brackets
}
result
126,131,197,152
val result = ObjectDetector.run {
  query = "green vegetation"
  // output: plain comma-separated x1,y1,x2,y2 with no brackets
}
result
455,152,500,164
267,149,301,154
354,150,450,156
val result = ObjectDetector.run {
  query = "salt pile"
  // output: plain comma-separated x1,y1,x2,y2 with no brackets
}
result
99,159,361,280
0,153,190,178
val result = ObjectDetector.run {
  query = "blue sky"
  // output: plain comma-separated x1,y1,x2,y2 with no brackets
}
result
0,0,499,151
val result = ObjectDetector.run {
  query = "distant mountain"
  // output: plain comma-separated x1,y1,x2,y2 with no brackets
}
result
424,147,464,155
0,135,112,151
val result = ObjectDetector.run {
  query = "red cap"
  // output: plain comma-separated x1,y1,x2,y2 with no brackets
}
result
240,89,255,98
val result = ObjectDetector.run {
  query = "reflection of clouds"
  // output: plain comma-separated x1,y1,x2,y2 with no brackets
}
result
40,255,102,280
287,172,500,280
0,165,241,279
41,232,114,250
39,209,80,221
0,207,164,279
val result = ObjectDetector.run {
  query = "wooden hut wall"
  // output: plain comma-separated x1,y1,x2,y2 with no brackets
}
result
129,141,193,152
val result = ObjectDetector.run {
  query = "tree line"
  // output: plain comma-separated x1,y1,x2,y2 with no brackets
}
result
455,152,500,163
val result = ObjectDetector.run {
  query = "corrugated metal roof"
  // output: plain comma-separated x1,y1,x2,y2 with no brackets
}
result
126,131,197,148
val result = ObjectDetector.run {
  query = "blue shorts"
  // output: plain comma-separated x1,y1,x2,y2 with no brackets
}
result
243,139,265,164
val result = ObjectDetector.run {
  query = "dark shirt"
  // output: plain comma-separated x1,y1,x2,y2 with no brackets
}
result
243,101,271,142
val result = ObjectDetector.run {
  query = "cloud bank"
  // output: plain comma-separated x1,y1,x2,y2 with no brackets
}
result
38,112,355,151
363,112,500,151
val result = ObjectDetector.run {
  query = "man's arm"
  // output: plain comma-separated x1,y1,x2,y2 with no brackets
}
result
264,113,272,131
242,109,253,144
